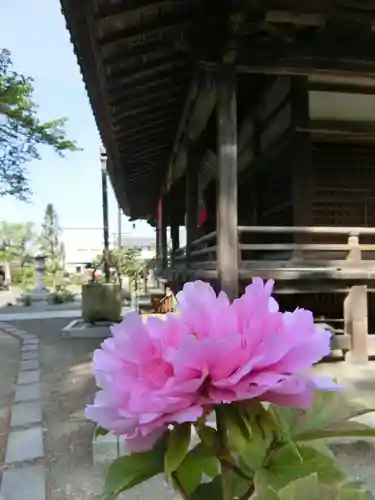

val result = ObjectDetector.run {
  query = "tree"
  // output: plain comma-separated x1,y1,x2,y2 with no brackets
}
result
0,49,79,199
39,203,64,286
116,247,143,281
92,247,143,282
0,220,35,266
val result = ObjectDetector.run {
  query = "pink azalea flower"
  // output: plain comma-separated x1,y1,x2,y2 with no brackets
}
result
85,278,336,452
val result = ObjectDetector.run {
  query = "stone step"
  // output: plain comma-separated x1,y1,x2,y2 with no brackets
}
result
0,465,46,500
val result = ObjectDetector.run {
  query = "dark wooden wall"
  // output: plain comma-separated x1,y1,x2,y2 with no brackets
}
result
312,141,375,228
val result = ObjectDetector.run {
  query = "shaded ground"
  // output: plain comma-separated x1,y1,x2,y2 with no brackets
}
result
313,362,375,491
0,331,19,467
12,319,102,500
13,318,177,500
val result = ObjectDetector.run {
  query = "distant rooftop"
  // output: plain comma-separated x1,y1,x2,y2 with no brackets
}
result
121,234,155,248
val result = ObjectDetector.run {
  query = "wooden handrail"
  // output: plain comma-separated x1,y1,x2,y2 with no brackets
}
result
240,243,375,252
190,231,217,247
190,245,217,257
238,225,375,236
173,232,217,258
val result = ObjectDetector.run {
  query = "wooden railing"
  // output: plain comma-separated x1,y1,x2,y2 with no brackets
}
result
165,226,375,362
237,226,375,282
169,225,375,283
174,231,217,267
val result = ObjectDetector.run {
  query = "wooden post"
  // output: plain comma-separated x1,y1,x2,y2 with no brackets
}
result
156,200,162,272
160,199,168,270
344,232,368,364
186,141,199,264
171,222,180,265
216,64,239,301
291,77,313,250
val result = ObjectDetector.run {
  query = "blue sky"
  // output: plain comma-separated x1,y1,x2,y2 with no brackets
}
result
0,0,154,236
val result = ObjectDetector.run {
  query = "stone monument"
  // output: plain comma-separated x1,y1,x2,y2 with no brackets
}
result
28,252,51,303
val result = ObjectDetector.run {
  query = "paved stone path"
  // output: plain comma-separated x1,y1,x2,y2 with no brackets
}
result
0,306,132,323
0,323,46,500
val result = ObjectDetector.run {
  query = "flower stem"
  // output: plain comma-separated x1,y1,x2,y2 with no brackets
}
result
216,406,233,500
172,472,189,500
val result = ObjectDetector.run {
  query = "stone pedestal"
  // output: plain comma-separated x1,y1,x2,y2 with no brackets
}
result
81,283,122,323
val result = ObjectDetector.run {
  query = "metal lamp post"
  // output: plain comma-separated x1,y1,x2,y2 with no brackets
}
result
100,146,110,283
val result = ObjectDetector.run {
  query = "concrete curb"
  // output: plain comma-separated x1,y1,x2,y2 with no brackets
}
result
0,322,46,500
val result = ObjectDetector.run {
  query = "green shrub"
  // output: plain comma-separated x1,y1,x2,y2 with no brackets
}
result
49,287,75,304
11,267,35,290
21,294,32,306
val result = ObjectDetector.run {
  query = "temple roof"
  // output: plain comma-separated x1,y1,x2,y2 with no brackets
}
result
61,0,375,220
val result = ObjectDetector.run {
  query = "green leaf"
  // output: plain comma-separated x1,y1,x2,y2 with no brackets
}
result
296,420,375,442
240,411,275,471
257,486,281,500
268,406,303,463
175,458,202,495
312,484,374,500
164,423,191,476
341,489,373,500
219,405,251,452
94,426,109,439
196,424,228,459
301,440,336,460
103,436,167,499
271,392,375,440
264,443,347,490
278,474,320,500
190,476,222,500
176,443,219,495
233,469,255,498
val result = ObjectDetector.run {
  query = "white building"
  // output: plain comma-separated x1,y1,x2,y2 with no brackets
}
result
62,228,157,273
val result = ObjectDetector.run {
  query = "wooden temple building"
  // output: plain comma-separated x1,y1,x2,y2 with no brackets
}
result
61,0,375,362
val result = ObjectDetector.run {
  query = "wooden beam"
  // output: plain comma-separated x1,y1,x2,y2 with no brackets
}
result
98,15,190,48
107,58,186,89
113,85,185,114
94,0,182,19
216,64,239,301
200,33,375,77
103,40,178,65
115,116,177,137
265,10,326,27
113,96,183,122
109,74,189,105
166,71,217,189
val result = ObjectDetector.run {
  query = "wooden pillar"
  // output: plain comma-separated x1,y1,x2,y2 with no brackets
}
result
216,64,239,301
160,198,168,270
155,216,160,270
344,232,368,364
291,77,313,247
186,141,199,263
171,222,180,264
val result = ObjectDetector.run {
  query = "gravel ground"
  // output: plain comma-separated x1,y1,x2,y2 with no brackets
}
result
0,331,19,466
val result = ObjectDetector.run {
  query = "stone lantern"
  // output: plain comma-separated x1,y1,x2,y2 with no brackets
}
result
29,251,50,302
